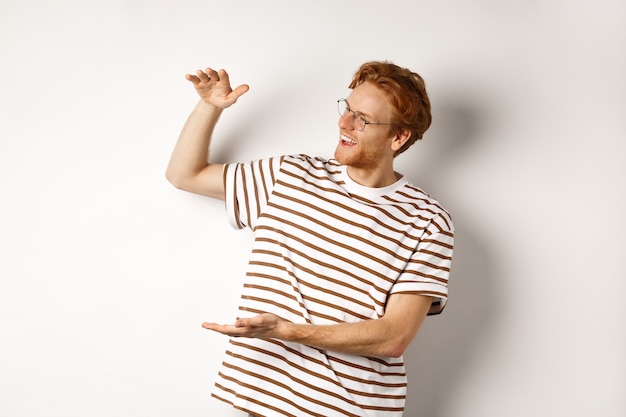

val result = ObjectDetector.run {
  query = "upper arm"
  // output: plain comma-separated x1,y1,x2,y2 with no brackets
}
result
168,163,226,200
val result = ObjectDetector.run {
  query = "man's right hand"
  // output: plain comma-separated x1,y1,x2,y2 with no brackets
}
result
185,68,249,109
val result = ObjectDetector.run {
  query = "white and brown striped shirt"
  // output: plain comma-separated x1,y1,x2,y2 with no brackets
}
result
212,155,454,417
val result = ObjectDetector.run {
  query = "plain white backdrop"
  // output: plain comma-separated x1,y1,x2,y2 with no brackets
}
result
1,1,624,416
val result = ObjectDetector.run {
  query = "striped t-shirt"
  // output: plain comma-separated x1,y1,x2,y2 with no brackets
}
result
212,154,454,417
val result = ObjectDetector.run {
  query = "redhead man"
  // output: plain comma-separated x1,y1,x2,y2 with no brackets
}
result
166,61,453,417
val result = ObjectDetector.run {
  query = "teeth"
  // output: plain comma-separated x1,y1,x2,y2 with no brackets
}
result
341,134,357,144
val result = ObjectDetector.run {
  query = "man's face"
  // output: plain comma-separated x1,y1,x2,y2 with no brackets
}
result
334,82,397,172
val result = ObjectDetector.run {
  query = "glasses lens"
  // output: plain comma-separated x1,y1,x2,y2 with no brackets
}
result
338,99,366,131
353,112,366,131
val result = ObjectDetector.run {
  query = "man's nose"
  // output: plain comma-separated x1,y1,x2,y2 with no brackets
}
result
338,112,354,130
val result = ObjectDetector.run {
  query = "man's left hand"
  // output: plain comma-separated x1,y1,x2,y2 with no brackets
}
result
202,313,284,339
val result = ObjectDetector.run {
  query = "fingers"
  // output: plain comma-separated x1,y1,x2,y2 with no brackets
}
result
205,67,220,81
201,314,281,340
184,68,216,84
184,73,200,84
202,321,248,338
202,322,236,334
201,322,219,330
197,69,211,82
186,67,220,83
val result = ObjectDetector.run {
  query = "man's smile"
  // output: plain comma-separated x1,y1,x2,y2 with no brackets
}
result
340,134,357,145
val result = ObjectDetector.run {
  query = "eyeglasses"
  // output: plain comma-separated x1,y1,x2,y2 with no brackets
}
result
337,98,395,131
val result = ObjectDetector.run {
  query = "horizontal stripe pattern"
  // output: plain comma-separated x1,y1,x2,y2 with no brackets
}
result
216,155,454,416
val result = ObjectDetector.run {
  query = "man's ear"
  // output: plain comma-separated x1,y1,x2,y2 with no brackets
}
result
391,129,412,152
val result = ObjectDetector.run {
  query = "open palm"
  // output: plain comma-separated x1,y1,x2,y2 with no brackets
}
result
185,67,249,109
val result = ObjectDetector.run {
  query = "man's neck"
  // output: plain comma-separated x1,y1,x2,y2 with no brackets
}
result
345,165,400,188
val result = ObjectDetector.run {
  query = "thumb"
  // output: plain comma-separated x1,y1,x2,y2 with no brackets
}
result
234,317,249,328
229,84,250,102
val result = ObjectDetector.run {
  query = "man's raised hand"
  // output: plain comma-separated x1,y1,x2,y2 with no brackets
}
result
185,67,249,108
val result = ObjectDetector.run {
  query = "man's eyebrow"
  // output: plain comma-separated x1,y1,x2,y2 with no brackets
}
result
345,98,374,118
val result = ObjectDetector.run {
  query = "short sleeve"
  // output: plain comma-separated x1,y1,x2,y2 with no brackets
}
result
390,218,454,315
223,156,284,230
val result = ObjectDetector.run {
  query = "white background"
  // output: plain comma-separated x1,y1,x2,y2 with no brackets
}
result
1,1,624,416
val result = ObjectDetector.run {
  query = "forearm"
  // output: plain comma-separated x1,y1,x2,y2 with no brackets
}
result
281,294,432,357
281,317,407,358
165,100,223,194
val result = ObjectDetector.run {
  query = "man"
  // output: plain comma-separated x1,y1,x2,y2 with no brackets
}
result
166,61,453,417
